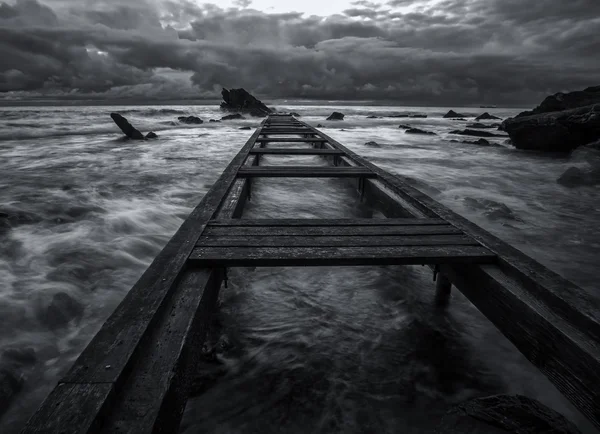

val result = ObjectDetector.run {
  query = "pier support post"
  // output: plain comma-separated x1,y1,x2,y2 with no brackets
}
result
435,273,452,306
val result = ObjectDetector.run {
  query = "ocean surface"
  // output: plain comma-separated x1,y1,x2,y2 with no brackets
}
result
0,103,599,433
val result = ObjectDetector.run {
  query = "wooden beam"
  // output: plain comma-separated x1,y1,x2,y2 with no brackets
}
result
248,148,343,155
237,166,376,178
207,218,448,226
256,138,328,143
189,245,496,267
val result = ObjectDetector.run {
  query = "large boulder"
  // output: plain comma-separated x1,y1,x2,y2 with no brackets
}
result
443,110,468,118
475,112,502,121
178,116,203,124
326,112,345,121
516,85,600,118
220,88,272,117
221,113,245,121
110,113,145,139
436,394,581,434
502,104,600,152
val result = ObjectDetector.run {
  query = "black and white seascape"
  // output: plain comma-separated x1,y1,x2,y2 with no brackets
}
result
1,0,600,433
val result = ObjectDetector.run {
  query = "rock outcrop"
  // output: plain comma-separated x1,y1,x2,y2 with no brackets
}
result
178,116,203,124
364,141,381,147
405,128,436,135
443,110,468,118
220,88,272,117
557,166,600,187
435,395,581,434
450,129,503,138
221,113,245,121
516,85,600,118
326,112,345,121
502,104,600,152
475,112,502,121
145,132,158,139
110,113,145,139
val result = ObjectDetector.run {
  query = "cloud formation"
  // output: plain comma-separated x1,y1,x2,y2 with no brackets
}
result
0,0,598,104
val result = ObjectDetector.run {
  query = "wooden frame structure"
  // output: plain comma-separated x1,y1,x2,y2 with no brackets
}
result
22,114,600,433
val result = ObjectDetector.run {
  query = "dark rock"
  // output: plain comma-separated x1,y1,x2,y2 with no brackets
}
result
220,88,272,117
436,394,581,434
364,141,381,147
504,139,512,145
367,115,379,119
290,112,301,117
0,368,23,417
110,113,145,139
557,166,600,187
475,112,502,121
38,292,84,329
317,124,324,128
452,118,467,121
398,124,411,129
409,114,428,118
462,138,494,146
450,129,503,137
388,114,409,118
145,132,158,139
405,128,437,135
503,104,600,152
443,110,468,118
221,113,245,121
239,126,252,130
178,116,203,124
516,85,600,118
326,111,344,121
464,198,522,221
466,123,495,129
209,119,221,123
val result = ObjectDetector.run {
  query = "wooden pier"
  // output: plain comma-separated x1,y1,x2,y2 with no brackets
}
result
22,114,600,433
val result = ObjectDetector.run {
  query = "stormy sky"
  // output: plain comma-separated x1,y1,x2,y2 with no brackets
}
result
0,0,598,105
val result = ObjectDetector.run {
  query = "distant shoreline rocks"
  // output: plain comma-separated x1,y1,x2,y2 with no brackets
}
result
220,88,272,117
405,127,436,135
443,110,468,118
178,115,203,124
450,129,503,138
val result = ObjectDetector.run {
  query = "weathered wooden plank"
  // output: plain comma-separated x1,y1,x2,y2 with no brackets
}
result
203,224,462,237
300,119,600,342
237,166,376,178
214,155,258,219
260,130,314,134
21,383,114,434
256,138,328,143
189,245,496,267
99,268,223,434
440,263,600,429
198,234,478,247
249,148,343,155
207,218,447,226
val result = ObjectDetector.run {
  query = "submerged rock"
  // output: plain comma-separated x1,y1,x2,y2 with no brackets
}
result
502,104,600,152
398,124,411,129
37,292,84,329
410,114,428,118
464,197,522,221
221,113,245,121
436,394,581,434
443,110,468,118
0,368,23,417
364,141,382,147
475,112,502,121
450,129,503,137
110,113,145,139
239,126,251,130
178,115,203,124
220,88,272,117
405,128,437,135
367,115,379,119
466,123,495,129
316,124,324,127
290,112,301,117
145,132,158,139
209,119,220,123
463,138,492,146
326,112,345,121
557,166,600,187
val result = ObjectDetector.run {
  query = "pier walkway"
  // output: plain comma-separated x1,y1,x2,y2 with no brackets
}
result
22,114,600,433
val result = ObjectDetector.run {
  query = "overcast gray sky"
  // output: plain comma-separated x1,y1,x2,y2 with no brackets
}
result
0,0,598,105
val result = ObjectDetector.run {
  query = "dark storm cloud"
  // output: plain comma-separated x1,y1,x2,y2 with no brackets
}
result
0,0,598,104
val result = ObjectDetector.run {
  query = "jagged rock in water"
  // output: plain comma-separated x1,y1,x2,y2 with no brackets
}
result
435,394,581,434
209,119,220,123
317,124,324,127
405,128,437,135
475,112,502,121
326,112,344,121
463,138,492,146
145,132,158,139
467,122,495,129
0,368,23,417
516,85,600,118
220,88,272,117
443,110,468,118
37,292,84,329
398,124,411,129
502,104,600,152
221,113,245,121
239,126,252,130
364,141,382,147
110,113,145,139
367,115,379,118
178,116,203,124
450,129,503,137
557,166,600,187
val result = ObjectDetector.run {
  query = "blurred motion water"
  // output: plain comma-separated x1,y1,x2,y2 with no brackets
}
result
0,103,598,433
